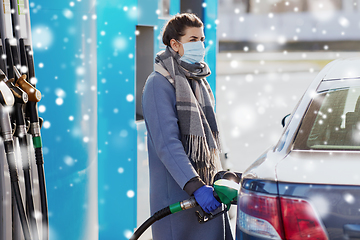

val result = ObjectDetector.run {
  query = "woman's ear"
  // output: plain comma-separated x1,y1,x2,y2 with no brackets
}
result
170,39,180,53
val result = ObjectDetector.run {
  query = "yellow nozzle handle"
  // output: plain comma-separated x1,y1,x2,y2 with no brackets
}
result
15,75,41,102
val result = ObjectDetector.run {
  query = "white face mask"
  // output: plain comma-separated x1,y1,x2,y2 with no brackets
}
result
177,40,206,64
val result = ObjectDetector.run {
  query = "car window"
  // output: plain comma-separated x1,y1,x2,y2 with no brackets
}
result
294,86,360,150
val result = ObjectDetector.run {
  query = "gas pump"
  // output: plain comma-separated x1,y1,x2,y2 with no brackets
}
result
0,0,48,239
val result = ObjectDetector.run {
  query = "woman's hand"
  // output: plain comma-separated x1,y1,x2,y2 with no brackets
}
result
193,185,221,213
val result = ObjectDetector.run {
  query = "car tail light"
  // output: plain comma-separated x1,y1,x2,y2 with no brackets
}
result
280,197,328,240
238,191,283,239
238,189,328,240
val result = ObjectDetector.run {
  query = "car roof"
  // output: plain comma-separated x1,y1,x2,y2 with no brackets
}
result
323,57,360,81
242,57,360,182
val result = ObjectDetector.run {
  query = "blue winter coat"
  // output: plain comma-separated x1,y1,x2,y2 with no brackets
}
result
142,72,233,240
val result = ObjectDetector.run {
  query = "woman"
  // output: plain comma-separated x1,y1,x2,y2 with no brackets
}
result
142,13,233,240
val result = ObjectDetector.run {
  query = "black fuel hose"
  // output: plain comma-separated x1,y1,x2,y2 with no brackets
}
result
130,171,242,240
0,90,33,240
4,39,14,79
23,43,49,240
129,197,197,240
11,180,32,240
14,102,40,240
4,139,33,240
130,207,171,240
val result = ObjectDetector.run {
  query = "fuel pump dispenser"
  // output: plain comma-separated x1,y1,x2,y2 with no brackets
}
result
0,0,47,239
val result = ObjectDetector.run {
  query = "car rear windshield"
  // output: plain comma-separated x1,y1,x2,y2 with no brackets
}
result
294,86,360,150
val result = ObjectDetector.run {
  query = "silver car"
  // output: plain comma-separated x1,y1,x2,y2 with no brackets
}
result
236,57,360,240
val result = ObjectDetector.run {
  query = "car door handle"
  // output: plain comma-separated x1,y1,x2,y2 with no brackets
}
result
344,224,360,239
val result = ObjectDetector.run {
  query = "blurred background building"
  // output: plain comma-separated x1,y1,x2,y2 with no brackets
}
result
218,0,360,51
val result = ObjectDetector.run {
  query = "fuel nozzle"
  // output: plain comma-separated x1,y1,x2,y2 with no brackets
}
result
0,70,7,82
0,69,9,82
5,81,28,104
213,178,240,210
213,171,241,210
0,70,15,107
195,171,242,224
13,66,41,102
0,69,28,104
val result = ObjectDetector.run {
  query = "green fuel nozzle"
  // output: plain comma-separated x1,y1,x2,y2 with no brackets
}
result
169,172,241,218
169,197,197,214
195,171,241,224
213,179,240,210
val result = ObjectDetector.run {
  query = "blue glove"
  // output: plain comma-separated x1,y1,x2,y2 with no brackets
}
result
193,185,221,213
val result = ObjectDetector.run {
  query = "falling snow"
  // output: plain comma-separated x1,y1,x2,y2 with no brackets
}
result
38,105,46,113
63,9,74,19
127,190,135,198
43,121,51,129
64,156,75,166
126,94,134,102
344,193,355,204
15,1,360,239
55,98,63,105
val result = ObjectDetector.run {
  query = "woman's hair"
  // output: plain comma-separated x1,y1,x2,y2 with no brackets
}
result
162,13,203,46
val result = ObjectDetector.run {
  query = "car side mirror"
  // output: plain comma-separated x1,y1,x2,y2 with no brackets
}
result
281,114,291,128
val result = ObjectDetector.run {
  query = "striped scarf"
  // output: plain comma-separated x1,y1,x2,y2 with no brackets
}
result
154,46,221,184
